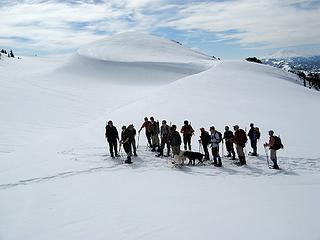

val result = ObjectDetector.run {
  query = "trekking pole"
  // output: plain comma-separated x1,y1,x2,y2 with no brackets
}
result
119,142,123,157
137,132,140,149
221,139,224,158
244,127,248,156
264,146,270,166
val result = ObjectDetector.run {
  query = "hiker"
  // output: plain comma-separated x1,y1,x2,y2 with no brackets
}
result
128,124,137,156
138,117,152,147
169,125,181,156
157,120,171,157
209,126,222,167
149,117,160,152
233,125,247,165
199,128,210,160
248,123,260,156
120,126,132,164
264,130,280,169
180,120,194,150
105,120,119,158
223,126,236,160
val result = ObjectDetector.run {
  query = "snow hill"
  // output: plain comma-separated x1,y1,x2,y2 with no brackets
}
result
0,32,320,240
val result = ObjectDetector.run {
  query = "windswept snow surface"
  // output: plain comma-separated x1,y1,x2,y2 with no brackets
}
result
0,33,320,240
77,32,212,63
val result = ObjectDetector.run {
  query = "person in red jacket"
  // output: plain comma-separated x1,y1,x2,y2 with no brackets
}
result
180,120,194,150
264,130,280,169
138,117,152,147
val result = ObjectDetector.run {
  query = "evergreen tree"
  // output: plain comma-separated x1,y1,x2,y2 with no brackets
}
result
10,50,14,58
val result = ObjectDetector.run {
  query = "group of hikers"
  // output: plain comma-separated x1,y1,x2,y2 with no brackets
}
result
105,117,283,169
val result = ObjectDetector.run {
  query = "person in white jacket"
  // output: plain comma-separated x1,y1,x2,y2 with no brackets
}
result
210,126,222,167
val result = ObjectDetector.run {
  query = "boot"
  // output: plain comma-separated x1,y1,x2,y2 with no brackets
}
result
125,156,132,164
156,148,163,157
272,160,279,169
151,146,156,152
216,157,222,167
242,156,247,165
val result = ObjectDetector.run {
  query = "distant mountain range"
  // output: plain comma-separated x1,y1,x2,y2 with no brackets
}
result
261,50,320,74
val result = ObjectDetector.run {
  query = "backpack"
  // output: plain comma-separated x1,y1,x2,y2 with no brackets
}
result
239,129,248,145
205,131,211,143
273,136,284,150
255,127,261,140
213,131,222,143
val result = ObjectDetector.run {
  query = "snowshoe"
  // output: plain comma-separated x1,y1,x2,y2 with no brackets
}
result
269,165,280,170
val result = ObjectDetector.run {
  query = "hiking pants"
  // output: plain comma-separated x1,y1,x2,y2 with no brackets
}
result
226,141,235,157
250,139,257,155
270,149,279,168
160,135,170,156
202,143,209,160
108,139,118,157
146,131,152,146
123,143,132,157
211,146,222,165
183,135,192,150
236,145,245,157
151,134,159,148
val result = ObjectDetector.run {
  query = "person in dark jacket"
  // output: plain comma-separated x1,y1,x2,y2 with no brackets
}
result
149,117,160,152
138,117,152,147
128,124,137,156
180,120,194,150
199,128,210,160
233,125,247,165
248,123,259,156
121,126,132,163
210,126,222,167
157,120,171,157
170,125,181,156
105,120,119,158
223,126,236,160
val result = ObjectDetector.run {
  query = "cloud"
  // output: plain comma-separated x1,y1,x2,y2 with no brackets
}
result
163,0,320,49
0,0,319,55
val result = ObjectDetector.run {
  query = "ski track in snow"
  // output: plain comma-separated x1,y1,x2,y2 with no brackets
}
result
1,146,319,190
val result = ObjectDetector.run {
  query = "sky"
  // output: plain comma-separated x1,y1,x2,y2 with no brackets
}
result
1,0,320,59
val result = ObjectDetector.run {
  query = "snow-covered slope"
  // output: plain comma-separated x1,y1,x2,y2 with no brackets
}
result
0,33,319,240
77,32,213,63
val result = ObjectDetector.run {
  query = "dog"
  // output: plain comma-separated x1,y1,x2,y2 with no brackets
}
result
173,150,187,167
183,151,204,166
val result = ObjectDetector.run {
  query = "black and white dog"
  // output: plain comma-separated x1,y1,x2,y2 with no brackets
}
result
183,151,204,166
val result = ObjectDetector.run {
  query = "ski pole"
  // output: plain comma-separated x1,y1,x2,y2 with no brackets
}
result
221,139,224,158
119,142,123,157
137,132,140,149
245,127,248,156
264,146,270,166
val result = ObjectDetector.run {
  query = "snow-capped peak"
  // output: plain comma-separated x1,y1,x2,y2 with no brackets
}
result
267,49,303,59
77,32,212,63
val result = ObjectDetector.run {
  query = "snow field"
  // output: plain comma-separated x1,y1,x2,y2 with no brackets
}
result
0,32,319,240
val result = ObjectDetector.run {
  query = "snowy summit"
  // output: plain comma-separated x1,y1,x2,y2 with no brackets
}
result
77,32,212,63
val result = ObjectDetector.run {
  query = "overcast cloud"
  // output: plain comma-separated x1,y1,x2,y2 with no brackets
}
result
1,0,319,57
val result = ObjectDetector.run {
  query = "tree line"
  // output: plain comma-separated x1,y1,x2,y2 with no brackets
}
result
0,49,15,58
